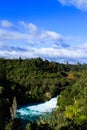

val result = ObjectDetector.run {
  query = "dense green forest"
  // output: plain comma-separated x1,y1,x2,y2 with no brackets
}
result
0,57,87,130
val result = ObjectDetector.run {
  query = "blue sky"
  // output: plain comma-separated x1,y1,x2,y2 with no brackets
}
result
0,0,87,63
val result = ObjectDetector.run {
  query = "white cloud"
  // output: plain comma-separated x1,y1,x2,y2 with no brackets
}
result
0,41,8,49
34,47,86,59
19,21,37,32
40,31,62,40
0,20,13,28
0,29,32,40
58,0,87,11
0,20,87,63
78,43,87,49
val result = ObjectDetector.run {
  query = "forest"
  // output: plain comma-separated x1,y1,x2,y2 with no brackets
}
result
0,57,87,130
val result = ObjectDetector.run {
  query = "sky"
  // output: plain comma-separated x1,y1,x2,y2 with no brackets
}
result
0,0,87,63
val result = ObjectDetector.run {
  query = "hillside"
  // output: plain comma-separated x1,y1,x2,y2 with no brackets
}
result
0,58,87,130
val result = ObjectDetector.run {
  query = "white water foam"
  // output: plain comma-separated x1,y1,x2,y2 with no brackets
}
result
16,97,58,121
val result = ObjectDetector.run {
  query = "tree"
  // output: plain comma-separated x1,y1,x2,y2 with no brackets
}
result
26,123,31,130
0,86,4,95
10,97,17,120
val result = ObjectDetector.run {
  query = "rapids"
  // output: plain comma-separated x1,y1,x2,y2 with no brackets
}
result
16,97,58,122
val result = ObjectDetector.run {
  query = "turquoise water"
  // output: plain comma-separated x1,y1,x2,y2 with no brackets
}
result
16,97,57,122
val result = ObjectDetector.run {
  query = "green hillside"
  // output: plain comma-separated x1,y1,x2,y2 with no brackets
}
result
0,58,87,130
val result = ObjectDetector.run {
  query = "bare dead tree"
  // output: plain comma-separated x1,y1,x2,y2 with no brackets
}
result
10,96,17,120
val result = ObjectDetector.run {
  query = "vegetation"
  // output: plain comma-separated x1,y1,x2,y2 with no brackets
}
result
0,57,87,129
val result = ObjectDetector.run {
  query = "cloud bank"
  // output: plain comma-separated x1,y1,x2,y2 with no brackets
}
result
58,0,87,11
0,20,87,63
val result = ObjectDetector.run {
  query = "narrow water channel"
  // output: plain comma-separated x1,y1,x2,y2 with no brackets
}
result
16,97,58,122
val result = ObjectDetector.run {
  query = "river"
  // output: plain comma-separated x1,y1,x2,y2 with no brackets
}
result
16,96,58,122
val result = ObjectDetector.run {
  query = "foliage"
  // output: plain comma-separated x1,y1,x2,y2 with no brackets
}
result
0,58,87,129
55,75,87,130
